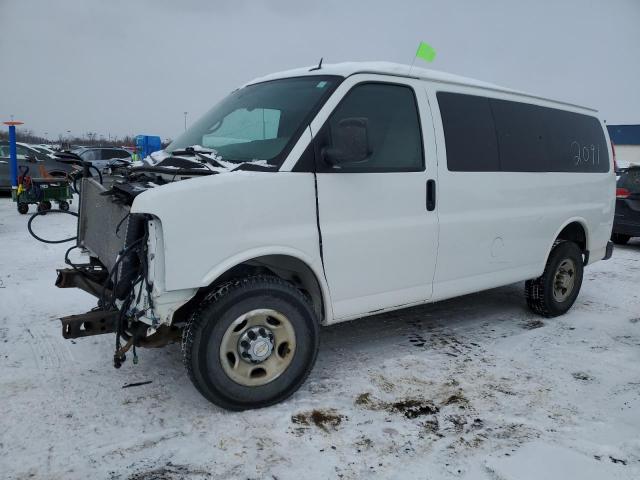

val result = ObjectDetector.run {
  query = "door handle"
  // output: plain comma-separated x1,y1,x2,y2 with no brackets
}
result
426,179,436,211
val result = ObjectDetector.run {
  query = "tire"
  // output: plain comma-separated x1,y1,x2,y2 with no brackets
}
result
182,275,319,410
525,241,584,318
17,202,29,214
611,233,630,245
58,200,70,211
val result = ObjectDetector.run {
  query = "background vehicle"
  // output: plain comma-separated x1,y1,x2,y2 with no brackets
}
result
29,144,57,157
0,141,73,192
57,63,615,410
71,146,133,171
612,165,640,244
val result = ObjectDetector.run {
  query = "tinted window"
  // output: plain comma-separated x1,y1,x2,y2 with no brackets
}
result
437,92,499,171
437,92,609,173
492,99,609,173
319,83,423,172
103,149,130,159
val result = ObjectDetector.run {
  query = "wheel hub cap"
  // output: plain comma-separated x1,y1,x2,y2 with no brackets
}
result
219,309,297,387
553,258,576,302
238,326,275,363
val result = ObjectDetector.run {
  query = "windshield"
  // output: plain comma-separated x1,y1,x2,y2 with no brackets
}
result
167,75,340,166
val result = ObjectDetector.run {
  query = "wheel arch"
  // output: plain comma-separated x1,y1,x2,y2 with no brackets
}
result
174,248,333,326
546,218,589,263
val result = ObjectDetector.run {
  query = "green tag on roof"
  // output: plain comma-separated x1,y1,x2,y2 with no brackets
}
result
416,41,436,62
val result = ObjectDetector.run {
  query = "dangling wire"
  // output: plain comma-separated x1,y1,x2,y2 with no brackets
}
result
27,210,78,243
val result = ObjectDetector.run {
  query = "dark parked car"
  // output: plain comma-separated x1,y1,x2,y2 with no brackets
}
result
0,142,73,192
612,165,640,244
71,147,132,171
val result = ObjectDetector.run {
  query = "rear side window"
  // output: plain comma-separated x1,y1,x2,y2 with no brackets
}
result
437,92,609,173
492,99,608,173
80,150,99,161
319,83,424,172
436,92,499,171
104,149,131,159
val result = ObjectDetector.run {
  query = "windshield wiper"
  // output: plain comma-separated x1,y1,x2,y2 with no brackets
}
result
169,146,241,167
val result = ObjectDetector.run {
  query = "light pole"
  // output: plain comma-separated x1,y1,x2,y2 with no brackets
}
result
4,119,24,192
184,111,188,131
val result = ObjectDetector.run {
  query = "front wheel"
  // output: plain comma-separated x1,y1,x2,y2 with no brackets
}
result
182,275,319,410
525,241,584,318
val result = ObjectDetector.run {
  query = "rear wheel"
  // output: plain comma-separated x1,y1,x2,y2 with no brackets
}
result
611,233,630,245
525,241,584,317
58,200,70,211
17,202,29,214
182,275,319,410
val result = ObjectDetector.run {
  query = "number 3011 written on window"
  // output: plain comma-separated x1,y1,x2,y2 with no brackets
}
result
571,141,600,166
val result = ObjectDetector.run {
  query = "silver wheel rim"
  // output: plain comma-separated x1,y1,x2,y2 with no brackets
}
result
553,258,576,302
219,309,296,387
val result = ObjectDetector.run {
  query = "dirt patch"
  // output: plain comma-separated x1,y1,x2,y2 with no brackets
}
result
355,392,375,407
523,319,545,330
391,399,439,419
609,456,628,466
443,393,469,409
355,392,439,419
291,408,345,432
572,371,594,382
126,463,211,480
421,416,440,434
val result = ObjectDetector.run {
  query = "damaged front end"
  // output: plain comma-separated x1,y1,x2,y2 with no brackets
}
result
56,146,278,367
57,176,192,367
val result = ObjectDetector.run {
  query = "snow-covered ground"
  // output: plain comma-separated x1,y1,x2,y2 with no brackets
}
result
0,195,639,480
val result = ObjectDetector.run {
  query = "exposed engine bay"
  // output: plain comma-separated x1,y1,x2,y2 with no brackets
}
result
55,147,276,367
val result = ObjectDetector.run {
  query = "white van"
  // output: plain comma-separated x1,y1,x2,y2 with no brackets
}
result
58,62,615,410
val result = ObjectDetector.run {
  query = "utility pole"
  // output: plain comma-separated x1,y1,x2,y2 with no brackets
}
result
184,111,188,131
4,119,24,192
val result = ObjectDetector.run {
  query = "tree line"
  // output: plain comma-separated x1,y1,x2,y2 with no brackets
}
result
0,129,171,149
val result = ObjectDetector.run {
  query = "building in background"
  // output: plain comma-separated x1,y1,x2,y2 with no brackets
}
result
607,124,640,168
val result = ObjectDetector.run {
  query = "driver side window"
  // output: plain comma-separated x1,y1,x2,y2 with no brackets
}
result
317,83,424,172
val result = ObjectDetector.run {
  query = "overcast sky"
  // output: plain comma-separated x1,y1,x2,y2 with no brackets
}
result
1,0,639,142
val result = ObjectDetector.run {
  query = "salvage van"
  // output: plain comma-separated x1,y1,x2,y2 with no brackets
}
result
57,62,615,410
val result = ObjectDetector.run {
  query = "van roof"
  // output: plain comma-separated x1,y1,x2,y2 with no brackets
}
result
246,61,596,113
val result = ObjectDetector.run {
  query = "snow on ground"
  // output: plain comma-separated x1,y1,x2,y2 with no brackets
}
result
0,195,639,480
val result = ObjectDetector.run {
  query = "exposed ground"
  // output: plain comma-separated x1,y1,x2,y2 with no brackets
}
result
0,196,639,479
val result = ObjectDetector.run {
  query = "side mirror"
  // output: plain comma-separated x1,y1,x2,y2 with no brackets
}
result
26,154,37,163
322,117,370,166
